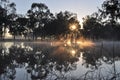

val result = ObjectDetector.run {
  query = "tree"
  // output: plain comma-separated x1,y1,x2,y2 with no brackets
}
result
0,0,8,39
16,16,28,39
44,11,80,39
99,0,120,23
0,0,17,39
98,0,120,39
82,13,103,40
0,6,6,39
7,2,17,40
27,3,53,40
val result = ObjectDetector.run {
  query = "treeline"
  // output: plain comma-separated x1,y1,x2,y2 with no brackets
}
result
0,0,80,40
82,0,120,40
82,13,120,40
0,0,120,40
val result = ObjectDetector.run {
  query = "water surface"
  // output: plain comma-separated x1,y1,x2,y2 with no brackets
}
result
0,41,120,80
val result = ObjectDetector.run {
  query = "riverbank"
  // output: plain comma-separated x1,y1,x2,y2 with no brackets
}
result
0,39,62,43
0,39,120,43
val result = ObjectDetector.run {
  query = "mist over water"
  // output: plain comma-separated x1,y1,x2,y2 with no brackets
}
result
0,41,120,80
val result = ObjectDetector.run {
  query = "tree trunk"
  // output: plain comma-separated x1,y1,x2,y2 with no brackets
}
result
13,35,15,40
3,27,6,40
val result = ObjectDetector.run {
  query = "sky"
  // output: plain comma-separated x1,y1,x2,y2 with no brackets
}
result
10,0,105,24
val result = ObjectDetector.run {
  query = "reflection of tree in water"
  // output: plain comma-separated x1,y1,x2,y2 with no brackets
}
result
82,43,120,68
0,45,16,80
82,49,102,69
26,45,80,80
81,42,120,80
0,43,80,80
1,42,120,80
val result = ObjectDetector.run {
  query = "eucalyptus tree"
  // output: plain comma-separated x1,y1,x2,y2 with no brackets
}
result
16,16,28,39
0,0,17,39
82,13,103,40
0,0,8,39
44,11,80,39
99,0,120,39
99,0,120,23
27,3,53,40
0,6,6,39
7,2,18,40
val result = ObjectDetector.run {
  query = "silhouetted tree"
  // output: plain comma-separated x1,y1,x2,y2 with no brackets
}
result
27,3,53,40
99,0,120,40
113,23,120,40
44,11,80,39
16,16,28,39
0,0,8,39
0,0,17,39
99,0,120,23
7,2,17,39
82,13,103,40
0,6,6,39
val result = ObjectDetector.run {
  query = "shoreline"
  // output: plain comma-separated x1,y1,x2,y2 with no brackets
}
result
0,39,120,43
0,39,61,43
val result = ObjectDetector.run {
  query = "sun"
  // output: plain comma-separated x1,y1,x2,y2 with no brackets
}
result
70,25,77,31
69,24,78,31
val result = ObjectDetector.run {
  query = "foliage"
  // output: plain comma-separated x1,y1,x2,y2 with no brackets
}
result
82,0,120,40
44,11,80,38
27,3,53,40
0,0,120,40
82,13,103,39
99,0,120,23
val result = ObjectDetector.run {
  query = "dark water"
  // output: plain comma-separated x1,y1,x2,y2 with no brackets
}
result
0,41,120,80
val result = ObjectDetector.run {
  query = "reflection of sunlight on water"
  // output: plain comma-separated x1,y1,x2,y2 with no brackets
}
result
52,46,77,58
69,49,76,57
70,49,76,55
20,42,25,48
50,37,95,58
50,41,63,47
3,42,14,48
51,38,94,48
64,38,94,48
79,52,83,61
77,40,94,48
2,41,120,80
1,42,14,54
65,39,71,46
76,37,95,48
